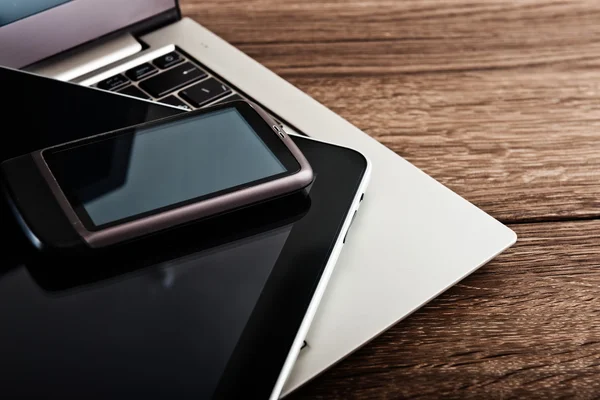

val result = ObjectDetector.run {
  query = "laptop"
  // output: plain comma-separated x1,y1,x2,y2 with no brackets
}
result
0,1,517,395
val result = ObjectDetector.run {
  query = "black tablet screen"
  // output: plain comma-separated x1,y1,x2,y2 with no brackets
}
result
0,136,367,399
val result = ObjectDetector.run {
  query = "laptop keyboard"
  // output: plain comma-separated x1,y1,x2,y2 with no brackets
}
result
92,50,270,115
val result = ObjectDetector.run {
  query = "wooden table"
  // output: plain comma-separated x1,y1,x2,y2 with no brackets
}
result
181,1,600,397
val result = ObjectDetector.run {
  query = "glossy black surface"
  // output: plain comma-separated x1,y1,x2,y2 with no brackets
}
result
0,67,368,399
0,67,183,163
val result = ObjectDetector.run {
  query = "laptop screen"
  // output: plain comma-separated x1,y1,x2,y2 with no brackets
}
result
0,0,177,69
0,1,72,26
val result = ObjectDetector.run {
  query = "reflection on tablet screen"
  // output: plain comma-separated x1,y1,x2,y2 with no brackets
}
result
0,224,290,398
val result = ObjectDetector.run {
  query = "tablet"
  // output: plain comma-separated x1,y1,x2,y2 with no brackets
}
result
0,135,370,399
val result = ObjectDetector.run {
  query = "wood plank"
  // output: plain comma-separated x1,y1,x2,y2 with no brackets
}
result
180,0,600,222
289,219,600,399
182,0,600,76
288,73,600,223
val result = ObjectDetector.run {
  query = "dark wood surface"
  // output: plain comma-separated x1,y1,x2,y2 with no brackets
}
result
180,1,600,397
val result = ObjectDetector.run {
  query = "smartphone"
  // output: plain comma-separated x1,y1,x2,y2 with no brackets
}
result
1,101,313,250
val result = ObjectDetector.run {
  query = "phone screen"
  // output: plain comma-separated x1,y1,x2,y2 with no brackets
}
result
43,106,298,230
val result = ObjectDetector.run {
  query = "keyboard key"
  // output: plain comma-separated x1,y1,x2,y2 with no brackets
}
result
153,52,183,69
117,85,150,100
96,74,129,91
179,78,232,108
139,62,206,98
213,93,244,105
159,95,192,110
125,63,157,81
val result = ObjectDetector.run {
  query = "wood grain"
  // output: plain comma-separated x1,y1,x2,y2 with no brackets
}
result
292,73,600,223
290,220,600,399
178,0,600,398
181,0,600,222
182,0,600,78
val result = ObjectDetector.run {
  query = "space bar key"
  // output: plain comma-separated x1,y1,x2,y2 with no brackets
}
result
139,62,206,98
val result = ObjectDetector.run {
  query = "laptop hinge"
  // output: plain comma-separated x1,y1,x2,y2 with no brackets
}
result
26,33,142,82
